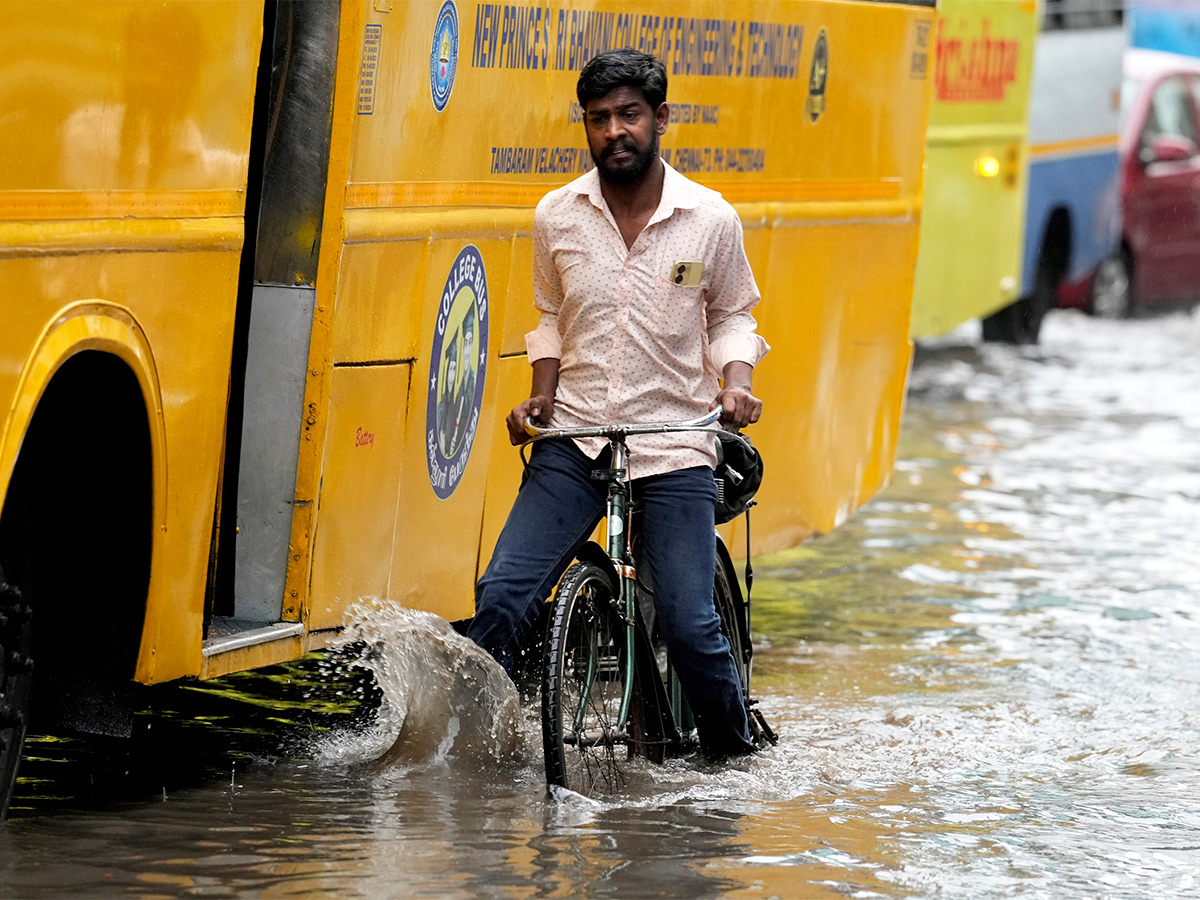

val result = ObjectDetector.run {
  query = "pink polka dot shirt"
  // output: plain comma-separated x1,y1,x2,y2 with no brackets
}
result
526,160,770,479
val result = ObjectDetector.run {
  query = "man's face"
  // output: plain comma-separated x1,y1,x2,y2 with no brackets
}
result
584,85,668,185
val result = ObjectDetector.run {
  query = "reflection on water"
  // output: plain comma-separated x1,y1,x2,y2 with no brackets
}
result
3,310,1200,899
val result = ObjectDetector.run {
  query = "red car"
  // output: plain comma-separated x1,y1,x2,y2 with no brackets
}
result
1087,49,1200,317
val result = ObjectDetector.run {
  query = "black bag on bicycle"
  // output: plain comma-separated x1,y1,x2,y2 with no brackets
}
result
713,431,763,524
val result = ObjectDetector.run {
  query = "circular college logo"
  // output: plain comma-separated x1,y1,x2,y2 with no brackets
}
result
430,0,459,112
426,245,488,499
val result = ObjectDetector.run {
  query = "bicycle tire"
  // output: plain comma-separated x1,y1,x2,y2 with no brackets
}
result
712,559,750,694
542,561,641,795
713,551,777,747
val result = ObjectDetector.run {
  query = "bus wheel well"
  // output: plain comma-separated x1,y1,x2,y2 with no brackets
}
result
4,350,152,738
1038,207,1072,285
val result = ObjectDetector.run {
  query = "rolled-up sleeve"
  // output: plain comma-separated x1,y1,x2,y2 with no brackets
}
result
705,210,770,374
524,204,564,362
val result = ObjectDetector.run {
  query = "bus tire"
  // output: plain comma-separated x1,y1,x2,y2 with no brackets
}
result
982,259,1056,344
981,301,1016,343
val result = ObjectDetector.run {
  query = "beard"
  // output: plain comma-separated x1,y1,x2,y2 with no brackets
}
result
592,132,660,185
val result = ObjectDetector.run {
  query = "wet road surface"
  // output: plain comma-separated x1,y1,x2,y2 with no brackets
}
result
2,308,1200,899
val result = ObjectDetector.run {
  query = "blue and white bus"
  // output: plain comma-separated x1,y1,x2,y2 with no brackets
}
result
982,0,1126,342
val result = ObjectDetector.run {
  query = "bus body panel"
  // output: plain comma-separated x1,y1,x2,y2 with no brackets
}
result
910,0,1039,338
1024,146,1122,287
345,1,929,190
329,240,431,365
307,363,411,631
0,1,260,194
0,256,246,687
0,1,263,686
737,214,922,542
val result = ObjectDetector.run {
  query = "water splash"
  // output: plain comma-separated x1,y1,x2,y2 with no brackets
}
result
325,599,523,770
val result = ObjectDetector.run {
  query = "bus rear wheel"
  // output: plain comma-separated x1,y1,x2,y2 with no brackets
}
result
982,261,1056,344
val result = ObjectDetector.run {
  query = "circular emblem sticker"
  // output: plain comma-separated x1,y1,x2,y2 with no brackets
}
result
430,0,459,112
426,245,488,499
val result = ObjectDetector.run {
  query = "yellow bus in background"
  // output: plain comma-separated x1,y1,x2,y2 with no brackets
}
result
0,0,935,813
910,0,1039,339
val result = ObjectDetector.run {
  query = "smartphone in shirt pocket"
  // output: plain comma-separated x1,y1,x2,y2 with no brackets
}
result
670,260,705,287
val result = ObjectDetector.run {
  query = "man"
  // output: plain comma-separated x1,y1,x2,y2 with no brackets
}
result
435,333,460,456
466,48,769,758
453,308,477,454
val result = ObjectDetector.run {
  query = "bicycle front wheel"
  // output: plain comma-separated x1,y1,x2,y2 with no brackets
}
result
542,561,639,795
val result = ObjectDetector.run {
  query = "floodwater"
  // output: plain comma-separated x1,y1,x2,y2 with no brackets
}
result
3,309,1200,899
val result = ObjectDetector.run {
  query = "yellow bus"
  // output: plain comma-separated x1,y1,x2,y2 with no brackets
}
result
909,0,1039,339
0,0,935,812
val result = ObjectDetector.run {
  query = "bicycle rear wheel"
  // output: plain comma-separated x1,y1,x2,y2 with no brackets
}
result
713,552,777,748
542,561,640,795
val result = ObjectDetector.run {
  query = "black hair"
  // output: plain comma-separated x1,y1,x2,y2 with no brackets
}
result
576,48,667,110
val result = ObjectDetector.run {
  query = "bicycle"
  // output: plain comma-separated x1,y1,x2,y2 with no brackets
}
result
522,408,776,796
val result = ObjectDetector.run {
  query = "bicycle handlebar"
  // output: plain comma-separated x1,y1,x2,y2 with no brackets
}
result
523,407,723,441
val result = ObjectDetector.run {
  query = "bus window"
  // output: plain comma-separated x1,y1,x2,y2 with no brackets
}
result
1044,0,1125,31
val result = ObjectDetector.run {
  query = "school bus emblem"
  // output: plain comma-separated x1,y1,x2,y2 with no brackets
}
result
430,0,459,112
426,246,489,499
806,30,829,123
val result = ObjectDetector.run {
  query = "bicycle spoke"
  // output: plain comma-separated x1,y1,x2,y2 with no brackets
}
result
563,592,626,790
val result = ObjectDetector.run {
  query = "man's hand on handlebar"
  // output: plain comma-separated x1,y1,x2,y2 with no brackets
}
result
713,384,762,429
506,395,555,445
715,361,761,429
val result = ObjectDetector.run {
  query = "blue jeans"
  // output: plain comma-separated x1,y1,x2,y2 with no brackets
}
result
467,438,756,757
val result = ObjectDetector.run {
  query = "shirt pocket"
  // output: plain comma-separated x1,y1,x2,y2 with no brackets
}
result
655,276,706,337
